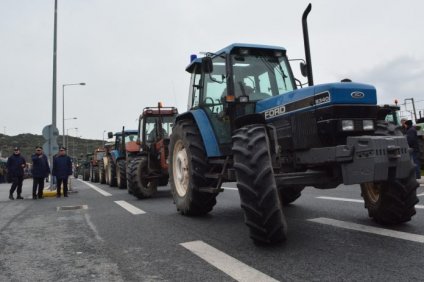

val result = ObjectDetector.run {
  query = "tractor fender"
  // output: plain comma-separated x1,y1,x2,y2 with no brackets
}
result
175,110,221,157
110,150,120,162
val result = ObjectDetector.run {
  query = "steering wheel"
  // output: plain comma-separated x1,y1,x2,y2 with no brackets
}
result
204,97,216,113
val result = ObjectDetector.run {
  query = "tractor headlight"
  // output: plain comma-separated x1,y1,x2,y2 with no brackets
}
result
363,120,374,131
239,96,249,103
341,120,354,131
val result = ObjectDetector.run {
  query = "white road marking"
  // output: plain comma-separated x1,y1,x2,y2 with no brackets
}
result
317,196,363,203
180,240,279,282
114,200,146,215
418,193,424,197
316,196,424,209
78,179,112,196
309,217,424,244
84,213,104,242
222,186,238,191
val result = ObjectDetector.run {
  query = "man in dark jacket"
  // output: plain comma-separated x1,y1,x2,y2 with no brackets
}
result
6,147,26,200
52,146,72,197
405,120,421,179
31,146,50,199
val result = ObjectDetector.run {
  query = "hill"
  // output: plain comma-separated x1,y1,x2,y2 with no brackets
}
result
0,133,103,162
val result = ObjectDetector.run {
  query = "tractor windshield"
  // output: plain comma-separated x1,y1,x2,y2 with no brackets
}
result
145,116,175,142
124,134,137,143
230,53,295,100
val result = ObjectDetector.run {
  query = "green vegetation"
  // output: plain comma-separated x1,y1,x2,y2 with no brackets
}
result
0,133,103,162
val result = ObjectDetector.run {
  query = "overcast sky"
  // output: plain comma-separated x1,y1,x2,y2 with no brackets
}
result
1,0,423,140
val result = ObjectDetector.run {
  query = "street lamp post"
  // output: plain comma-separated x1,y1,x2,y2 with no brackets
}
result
64,117,77,147
62,82,85,146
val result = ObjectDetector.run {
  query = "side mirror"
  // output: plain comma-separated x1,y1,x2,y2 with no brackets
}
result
202,57,213,74
300,62,308,77
107,132,113,139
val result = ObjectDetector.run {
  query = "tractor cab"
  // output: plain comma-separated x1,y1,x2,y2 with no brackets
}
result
138,105,178,149
186,44,296,154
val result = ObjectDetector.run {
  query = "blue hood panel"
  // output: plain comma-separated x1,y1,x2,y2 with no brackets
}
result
256,82,376,120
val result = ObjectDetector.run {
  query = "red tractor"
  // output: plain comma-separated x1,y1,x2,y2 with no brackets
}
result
126,104,178,198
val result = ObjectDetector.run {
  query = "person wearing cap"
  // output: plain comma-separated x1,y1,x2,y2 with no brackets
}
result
31,146,50,199
6,147,26,200
52,146,72,197
405,120,421,179
400,118,408,135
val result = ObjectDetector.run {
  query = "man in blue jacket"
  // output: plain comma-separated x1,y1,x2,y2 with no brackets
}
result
52,146,72,197
6,147,26,200
31,146,50,199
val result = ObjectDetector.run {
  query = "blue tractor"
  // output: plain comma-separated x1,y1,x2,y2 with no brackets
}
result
168,4,419,244
105,129,138,189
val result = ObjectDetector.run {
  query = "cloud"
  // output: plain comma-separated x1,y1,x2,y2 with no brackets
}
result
341,56,424,114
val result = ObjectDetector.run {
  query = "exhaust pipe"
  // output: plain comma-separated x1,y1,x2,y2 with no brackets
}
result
302,3,314,86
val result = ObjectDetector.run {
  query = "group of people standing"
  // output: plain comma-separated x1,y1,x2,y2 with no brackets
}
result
401,118,422,179
6,146,73,200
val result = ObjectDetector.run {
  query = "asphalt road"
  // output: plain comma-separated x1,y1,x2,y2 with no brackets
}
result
1,177,423,281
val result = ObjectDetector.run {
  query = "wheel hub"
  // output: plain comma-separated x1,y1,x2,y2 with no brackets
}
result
173,141,189,197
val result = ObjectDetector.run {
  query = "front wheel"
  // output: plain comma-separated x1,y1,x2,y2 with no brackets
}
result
131,156,158,199
361,168,418,224
169,119,218,215
232,125,287,244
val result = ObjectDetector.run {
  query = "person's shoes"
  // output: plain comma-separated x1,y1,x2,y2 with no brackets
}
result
56,194,61,198
17,195,24,200
9,194,14,200
33,196,37,200
38,195,44,199
64,194,68,197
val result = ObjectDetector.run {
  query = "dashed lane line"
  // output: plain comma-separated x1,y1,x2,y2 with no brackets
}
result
114,200,146,215
316,196,424,209
308,217,424,244
317,196,363,203
417,193,424,197
180,240,279,282
78,179,112,196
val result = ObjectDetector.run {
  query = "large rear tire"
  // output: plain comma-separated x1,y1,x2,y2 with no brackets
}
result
83,168,90,181
361,168,418,224
232,125,287,244
130,156,158,199
116,159,127,189
107,159,117,187
98,160,106,184
169,120,218,215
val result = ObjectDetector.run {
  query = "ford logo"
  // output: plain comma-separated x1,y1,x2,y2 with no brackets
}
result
351,91,365,99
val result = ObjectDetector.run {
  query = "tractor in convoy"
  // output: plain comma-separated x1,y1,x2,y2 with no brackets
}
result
80,153,92,181
126,103,178,198
89,147,106,183
98,139,115,184
168,4,419,244
105,129,138,189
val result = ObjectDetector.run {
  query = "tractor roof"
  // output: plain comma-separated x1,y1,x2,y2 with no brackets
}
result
114,130,138,136
142,106,178,116
186,43,287,73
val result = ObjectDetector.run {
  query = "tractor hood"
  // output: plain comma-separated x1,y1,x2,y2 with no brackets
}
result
256,82,376,121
